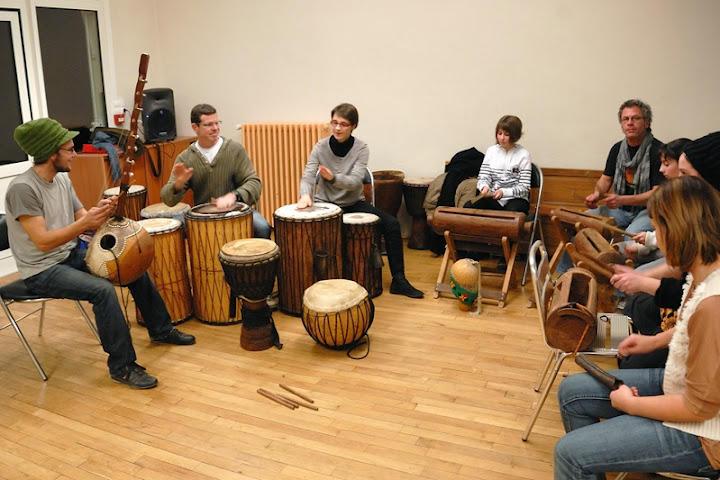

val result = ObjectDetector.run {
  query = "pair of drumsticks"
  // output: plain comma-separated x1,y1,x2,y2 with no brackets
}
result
257,384,318,411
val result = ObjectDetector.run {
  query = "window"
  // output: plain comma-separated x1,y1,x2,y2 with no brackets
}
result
0,0,114,167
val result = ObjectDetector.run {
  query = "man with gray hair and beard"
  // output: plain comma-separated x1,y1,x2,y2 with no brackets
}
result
584,98,665,235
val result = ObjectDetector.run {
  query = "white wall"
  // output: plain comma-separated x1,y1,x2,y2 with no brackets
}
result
110,0,720,176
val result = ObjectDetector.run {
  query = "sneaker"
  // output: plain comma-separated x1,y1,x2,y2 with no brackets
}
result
152,328,196,345
390,277,424,298
110,362,158,389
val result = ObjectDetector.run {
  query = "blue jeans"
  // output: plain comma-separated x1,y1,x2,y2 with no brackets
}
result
252,209,272,239
24,246,174,374
554,369,717,479
585,206,652,237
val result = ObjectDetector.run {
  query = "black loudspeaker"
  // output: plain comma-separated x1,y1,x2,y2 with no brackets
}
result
142,88,177,143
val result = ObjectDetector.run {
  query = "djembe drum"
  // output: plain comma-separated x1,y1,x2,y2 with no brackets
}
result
546,267,598,353
402,176,434,249
302,279,374,349
103,185,147,221
219,238,281,351
135,218,192,326
141,202,191,225
372,170,405,216
185,202,253,324
273,203,343,316
342,212,383,298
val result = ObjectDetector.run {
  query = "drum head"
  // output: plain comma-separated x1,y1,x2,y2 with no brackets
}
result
138,217,182,234
141,202,190,218
220,238,279,262
343,212,380,225
403,176,434,187
274,202,342,220
104,184,146,196
186,202,250,219
303,279,368,313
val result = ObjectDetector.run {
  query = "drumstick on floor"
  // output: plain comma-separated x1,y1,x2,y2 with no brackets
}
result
279,384,315,403
257,388,296,409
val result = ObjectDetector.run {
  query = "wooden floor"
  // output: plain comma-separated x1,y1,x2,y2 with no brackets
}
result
0,243,637,480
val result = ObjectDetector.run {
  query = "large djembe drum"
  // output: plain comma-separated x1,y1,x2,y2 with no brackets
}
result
135,218,192,326
273,203,343,316
402,176,434,249
302,279,374,349
372,170,405,216
342,212,383,298
185,202,253,325
219,238,281,351
103,185,147,221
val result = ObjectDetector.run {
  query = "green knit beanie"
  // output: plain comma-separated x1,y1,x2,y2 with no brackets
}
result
13,118,79,163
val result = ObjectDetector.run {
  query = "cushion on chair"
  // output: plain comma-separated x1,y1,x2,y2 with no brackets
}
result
0,278,44,301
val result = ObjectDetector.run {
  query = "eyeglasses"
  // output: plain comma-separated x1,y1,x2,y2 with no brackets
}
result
198,121,222,128
58,146,76,154
330,121,352,129
620,116,644,124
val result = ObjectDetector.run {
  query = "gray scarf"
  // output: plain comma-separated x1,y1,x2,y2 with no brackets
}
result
612,131,654,214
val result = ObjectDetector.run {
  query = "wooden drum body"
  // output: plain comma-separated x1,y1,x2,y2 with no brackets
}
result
550,207,616,243
569,227,631,281
103,185,147,221
273,203,343,316
373,170,405,217
342,213,383,298
302,279,374,349
136,218,192,325
219,239,281,351
431,207,525,241
402,177,434,250
546,267,598,352
185,202,253,325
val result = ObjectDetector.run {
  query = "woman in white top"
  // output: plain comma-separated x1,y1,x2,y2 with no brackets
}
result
463,115,531,213
554,175,720,479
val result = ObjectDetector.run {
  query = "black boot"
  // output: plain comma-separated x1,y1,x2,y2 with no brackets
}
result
390,277,424,298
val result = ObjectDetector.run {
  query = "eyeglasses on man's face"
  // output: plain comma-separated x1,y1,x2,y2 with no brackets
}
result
58,146,76,154
330,120,352,129
197,121,222,128
620,116,644,124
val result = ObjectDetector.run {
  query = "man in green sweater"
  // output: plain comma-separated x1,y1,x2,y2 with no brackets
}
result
160,104,271,238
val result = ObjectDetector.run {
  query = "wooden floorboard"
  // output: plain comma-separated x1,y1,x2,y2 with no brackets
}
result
0,242,643,479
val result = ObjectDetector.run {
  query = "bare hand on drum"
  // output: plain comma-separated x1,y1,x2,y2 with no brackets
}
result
297,194,313,209
318,165,334,182
172,162,194,190
610,265,660,295
212,192,237,210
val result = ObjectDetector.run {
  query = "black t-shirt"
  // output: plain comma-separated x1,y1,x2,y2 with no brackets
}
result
602,137,665,195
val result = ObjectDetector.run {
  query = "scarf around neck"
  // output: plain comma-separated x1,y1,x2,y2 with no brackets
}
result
612,131,654,212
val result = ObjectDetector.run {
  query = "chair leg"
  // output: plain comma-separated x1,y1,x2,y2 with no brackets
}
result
523,351,570,441
534,350,556,392
76,301,101,343
1,301,48,381
38,300,47,336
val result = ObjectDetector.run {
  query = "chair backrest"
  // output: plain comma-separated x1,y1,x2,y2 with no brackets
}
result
528,240,553,345
0,214,9,252
528,163,544,217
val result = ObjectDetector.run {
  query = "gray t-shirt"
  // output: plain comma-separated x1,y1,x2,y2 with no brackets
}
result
4,168,83,278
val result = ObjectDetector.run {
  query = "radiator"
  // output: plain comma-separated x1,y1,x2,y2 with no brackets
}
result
241,123,329,226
